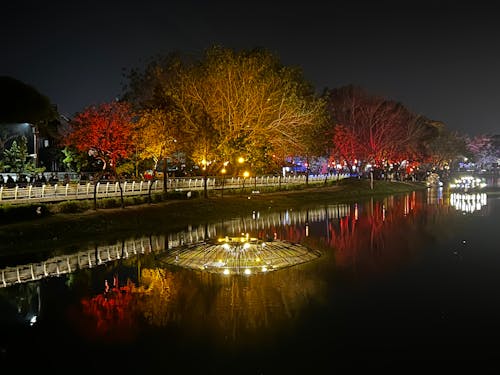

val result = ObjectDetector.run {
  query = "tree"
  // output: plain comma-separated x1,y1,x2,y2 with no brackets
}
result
123,46,327,197
467,134,498,170
134,108,182,200
325,85,441,181
123,52,193,183
426,129,468,172
167,46,326,194
62,101,135,209
2,135,44,177
0,76,59,137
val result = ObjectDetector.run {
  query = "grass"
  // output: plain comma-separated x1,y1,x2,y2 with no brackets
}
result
0,178,427,256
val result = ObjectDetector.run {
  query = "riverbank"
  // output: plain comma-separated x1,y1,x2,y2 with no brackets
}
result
0,178,427,256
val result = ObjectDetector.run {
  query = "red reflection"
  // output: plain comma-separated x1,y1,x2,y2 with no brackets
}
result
72,276,138,343
257,194,437,276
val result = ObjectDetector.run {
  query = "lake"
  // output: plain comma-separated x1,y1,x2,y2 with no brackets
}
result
0,187,498,372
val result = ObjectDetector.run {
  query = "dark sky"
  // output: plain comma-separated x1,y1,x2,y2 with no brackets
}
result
2,0,499,136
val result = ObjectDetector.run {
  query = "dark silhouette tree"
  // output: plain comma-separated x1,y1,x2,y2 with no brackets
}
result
0,76,58,133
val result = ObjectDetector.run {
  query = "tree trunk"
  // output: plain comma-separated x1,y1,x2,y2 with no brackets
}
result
148,179,153,204
93,181,97,210
118,179,124,208
203,174,208,198
162,157,168,193
114,169,125,208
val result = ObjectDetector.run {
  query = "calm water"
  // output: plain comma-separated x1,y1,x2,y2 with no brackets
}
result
1,188,499,372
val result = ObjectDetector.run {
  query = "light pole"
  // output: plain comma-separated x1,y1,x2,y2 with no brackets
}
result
30,123,39,167
243,170,249,191
220,166,226,197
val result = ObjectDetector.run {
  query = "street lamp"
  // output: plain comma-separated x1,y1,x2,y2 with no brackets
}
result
220,166,227,197
243,170,249,190
23,123,39,167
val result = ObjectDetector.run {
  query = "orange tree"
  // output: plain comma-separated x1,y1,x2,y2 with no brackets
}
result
169,46,326,194
133,108,184,199
62,101,135,209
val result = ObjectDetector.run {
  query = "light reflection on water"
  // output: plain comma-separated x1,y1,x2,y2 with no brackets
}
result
0,190,498,372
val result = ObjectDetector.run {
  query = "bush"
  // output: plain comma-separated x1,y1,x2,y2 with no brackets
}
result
99,198,121,209
56,200,90,213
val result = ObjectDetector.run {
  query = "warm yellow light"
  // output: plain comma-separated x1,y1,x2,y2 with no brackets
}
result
223,269,230,275
243,171,250,178
221,167,226,174
238,157,245,164
244,268,251,275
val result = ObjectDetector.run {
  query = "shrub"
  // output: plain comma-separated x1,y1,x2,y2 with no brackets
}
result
99,198,120,209
56,200,90,213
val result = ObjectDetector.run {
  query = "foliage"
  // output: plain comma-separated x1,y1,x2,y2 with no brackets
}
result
325,85,442,171
61,101,136,209
134,108,182,174
61,146,92,173
124,46,326,179
2,135,45,175
425,129,468,169
62,101,135,175
467,134,498,167
0,76,58,125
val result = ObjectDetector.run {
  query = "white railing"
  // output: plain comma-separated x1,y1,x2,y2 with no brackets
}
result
0,174,349,205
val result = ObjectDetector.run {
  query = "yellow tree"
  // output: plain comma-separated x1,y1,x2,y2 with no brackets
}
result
169,46,326,184
134,108,181,197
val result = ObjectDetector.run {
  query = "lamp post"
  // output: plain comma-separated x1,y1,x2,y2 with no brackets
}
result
243,170,249,191
220,166,226,197
30,124,39,168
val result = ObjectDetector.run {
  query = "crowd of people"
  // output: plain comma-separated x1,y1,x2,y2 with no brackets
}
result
0,173,70,187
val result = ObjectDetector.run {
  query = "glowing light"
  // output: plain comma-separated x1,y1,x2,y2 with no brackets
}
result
450,192,487,213
449,176,487,191
261,266,268,272
244,268,251,275
223,268,230,275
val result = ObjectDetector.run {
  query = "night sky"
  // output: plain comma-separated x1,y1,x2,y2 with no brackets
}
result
2,0,499,136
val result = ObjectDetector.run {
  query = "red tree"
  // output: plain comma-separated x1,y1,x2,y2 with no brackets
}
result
63,101,135,208
326,85,436,178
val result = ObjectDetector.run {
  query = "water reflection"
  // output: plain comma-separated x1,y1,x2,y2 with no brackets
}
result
450,192,488,213
1,189,492,288
0,190,497,371
75,265,326,343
